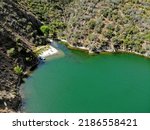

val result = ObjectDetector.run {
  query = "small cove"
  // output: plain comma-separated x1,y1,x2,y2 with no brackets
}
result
23,43,150,113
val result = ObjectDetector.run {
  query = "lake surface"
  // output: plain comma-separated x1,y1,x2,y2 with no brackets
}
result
23,43,150,113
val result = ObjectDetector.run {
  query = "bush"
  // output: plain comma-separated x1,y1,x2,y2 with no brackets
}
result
14,65,23,75
88,20,96,30
40,25,50,36
144,33,150,41
104,30,114,39
88,33,96,41
7,48,15,57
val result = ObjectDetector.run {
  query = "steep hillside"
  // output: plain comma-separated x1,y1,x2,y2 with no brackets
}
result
18,0,73,23
63,0,150,55
0,0,46,112
19,0,150,56
18,0,72,39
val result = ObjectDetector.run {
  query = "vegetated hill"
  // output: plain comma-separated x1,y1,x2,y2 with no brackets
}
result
19,0,150,56
18,0,72,39
18,0,73,23
0,0,47,112
63,0,150,55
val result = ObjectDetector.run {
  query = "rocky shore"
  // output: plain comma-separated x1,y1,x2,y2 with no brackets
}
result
61,38,150,59
68,43,150,58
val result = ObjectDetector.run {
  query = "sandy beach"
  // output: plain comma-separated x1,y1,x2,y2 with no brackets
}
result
39,45,58,58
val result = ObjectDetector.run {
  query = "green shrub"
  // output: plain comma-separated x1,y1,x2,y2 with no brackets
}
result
104,30,114,39
7,48,15,57
40,25,50,36
88,33,96,41
14,65,23,75
88,20,96,30
144,33,150,41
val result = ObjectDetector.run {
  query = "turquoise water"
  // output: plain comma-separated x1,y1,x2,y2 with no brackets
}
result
23,44,150,113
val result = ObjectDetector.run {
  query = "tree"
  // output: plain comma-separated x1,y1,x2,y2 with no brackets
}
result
40,25,50,37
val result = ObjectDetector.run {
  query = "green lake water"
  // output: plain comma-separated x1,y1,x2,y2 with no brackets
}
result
23,43,150,113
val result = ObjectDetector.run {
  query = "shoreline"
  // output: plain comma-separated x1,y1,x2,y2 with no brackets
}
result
19,44,59,112
60,39,150,59
0,43,59,113
9,40,150,113
38,45,58,59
